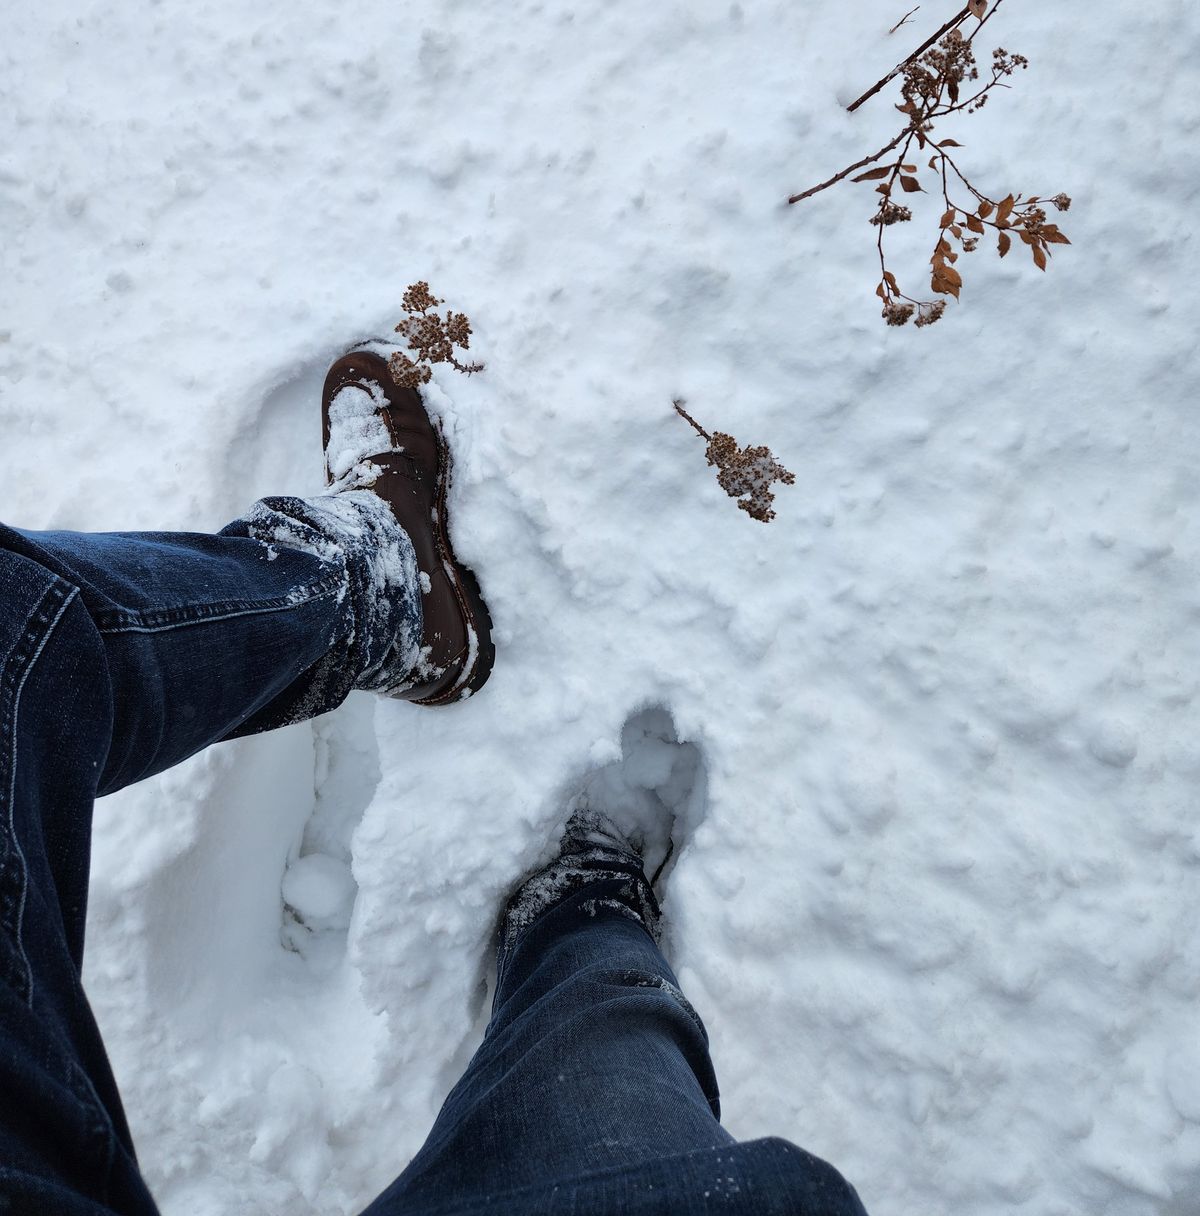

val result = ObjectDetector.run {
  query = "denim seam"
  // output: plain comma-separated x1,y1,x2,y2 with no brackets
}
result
66,1055,118,1203
93,574,344,634
1,580,79,1007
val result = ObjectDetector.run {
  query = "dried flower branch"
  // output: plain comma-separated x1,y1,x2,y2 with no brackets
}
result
789,0,1071,327
674,400,795,524
387,281,484,388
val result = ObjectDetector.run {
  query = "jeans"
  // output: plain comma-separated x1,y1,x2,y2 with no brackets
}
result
0,499,868,1216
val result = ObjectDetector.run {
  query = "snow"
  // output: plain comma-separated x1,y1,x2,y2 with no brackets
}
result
282,853,358,931
326,383,393,484
4,1,1200,1214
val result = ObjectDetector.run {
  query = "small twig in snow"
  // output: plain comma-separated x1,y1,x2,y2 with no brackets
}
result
889,6,921,36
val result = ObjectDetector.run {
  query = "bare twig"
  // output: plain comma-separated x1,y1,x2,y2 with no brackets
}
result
889,7,921,36
673,398,710,439
788,131,906,204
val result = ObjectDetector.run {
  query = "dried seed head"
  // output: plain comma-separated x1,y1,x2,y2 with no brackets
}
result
388,282,485,388
914,300,946,327
703,431,796,523
444,311,473,348
387,351,434,388
872,202,913,226
401,281,441,314
883,300,915,326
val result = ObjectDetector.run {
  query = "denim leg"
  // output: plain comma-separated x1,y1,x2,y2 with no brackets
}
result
4,492,420,796
364,880,871,1216
1,552,159,1214
364,880,731,1214
0,495,420,1214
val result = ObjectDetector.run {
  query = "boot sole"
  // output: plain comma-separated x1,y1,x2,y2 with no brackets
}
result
407,422,496,706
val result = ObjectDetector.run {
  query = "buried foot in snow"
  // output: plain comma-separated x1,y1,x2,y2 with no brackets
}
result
566,706,707,890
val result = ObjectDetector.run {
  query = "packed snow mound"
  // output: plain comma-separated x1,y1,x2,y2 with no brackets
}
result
4,1,1199,1214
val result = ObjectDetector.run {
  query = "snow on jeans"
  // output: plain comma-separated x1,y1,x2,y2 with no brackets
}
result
0,502,869,1216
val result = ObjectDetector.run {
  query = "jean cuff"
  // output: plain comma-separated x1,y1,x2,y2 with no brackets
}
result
235,491,423,696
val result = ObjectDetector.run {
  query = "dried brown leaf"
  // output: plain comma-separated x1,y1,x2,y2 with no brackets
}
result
933,262,961,286
932,273,962,300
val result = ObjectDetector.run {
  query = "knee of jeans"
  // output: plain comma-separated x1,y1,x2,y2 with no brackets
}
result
572,963,723,1118
2,590,115,992
573,962,710,1041
7,590,114,788
40,596,116,776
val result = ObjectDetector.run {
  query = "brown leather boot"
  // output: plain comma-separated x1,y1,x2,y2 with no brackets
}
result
321,350,494,705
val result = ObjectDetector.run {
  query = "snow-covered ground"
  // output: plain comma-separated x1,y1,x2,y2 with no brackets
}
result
4,1,1199,1213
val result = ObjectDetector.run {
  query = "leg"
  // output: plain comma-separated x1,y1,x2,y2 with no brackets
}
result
0,350,493,1213
364,826,869,1215
4,344,499,800
3,493,422,797
0,491,421,1213
2,547,159,1214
